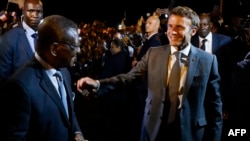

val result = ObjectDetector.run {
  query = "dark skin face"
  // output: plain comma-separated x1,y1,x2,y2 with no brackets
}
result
50,28,81,68
197,14,213,38
22,0,43,31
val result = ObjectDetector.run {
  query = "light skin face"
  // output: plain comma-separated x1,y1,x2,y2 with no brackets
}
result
166,14,197,50
145,16,160,36
22,0,43,31
197,14,213,38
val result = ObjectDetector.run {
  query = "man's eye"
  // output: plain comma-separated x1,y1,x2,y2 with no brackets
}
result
27,10,35,13
27,10,43,13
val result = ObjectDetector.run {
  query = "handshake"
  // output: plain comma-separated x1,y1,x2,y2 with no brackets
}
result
77,77,99,96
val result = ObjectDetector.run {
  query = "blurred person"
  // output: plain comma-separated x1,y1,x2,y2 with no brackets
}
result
98,38,134,141
77,6,223,141
0,15,86,141
112,31,122,40
6,11,21,31
0,0,43,86
223,21,250,141
0,10,8,35
122,35,135,70
226,50,250,141
99,38,131,79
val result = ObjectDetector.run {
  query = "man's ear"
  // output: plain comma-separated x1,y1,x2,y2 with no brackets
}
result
190,27,198,36
50,43,58,56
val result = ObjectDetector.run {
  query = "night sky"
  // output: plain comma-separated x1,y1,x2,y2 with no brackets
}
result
0,0,248,26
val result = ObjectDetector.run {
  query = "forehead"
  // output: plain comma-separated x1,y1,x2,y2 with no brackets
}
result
24,2,43,10
146,17,156,22
199,16,210,23
65,28,79,44
168,15,192,26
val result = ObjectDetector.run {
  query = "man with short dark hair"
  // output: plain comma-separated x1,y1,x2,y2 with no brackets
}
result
0,0,43,86
0,15,86,141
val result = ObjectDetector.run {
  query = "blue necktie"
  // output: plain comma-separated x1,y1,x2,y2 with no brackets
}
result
31,33,38,51
54,71,69,118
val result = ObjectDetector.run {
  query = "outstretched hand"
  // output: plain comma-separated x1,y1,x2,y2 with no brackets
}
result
77,77,99,96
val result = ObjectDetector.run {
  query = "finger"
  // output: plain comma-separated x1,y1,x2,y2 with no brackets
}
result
82,89,90,96
77,78,84,92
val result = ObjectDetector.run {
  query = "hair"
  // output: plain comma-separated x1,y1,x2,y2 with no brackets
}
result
23,0,43,8
111,38,124,48
170,6,200,28
199,13,212,22
36,15,78,52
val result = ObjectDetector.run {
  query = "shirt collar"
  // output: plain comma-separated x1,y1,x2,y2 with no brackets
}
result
199,31,212,42
35,52,58,76
22,21,37,36
170,44,191,57
147,32,158,39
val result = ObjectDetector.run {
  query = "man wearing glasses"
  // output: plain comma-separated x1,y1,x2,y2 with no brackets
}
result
0,15,87,141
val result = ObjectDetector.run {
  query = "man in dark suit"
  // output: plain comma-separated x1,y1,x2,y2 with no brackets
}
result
190,13,233,138
0,0,43,86
133,15,162,65
77,6,223,141
0,15,86,141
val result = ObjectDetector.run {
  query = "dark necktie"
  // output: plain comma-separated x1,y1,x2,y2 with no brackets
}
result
167,51,181,124
31,33,38,49
54,71,69,118
200,39,207,50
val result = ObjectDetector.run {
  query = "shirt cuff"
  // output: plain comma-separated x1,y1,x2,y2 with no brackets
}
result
74,131,83,135
96,80,100,91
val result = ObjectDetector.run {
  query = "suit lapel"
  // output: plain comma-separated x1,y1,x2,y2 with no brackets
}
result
18,28,34,58
160,45,171,87
183,46,199,96
35,65,71,126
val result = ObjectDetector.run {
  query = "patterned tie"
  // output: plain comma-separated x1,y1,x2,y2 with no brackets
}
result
200,39,207,50
167,51,181,124
54,71,69,118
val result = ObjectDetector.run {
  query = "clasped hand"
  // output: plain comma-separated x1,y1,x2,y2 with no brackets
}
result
77,77,99,96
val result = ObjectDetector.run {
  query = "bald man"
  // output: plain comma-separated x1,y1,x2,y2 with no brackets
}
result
135,15,162,63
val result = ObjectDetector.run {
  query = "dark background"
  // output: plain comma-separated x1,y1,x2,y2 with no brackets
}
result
1,0,250,26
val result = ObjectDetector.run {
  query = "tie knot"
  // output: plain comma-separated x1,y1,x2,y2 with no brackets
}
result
173,51,181,59
202,39,207,43
54,71,63,82
31,33,38,39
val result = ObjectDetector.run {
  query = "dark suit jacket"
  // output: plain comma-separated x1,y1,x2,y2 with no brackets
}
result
0,58,82,141
191,33,232,109
0,25,34,85
136,33,162,61
98,45,223,141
